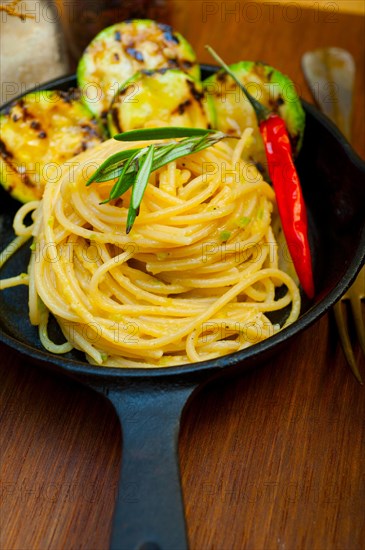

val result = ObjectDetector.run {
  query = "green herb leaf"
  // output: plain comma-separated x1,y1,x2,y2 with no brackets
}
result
152,132,227,172
126,145,155,233
99,173,136,205
86,148,141,185
109,152,140,200
219,230,231,242
94,167,125,183
126,208,138,234
87,127,231,233
114,127,213,142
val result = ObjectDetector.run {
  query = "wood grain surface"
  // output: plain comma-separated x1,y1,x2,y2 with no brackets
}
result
1,2,364,549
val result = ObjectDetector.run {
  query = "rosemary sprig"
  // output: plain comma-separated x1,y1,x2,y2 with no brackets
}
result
127,144,155,233
114,126,215,141
87,126,229,233
86,148,141,184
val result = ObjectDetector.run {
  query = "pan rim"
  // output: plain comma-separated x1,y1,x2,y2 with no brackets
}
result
0,70,364,381
0,237,363,380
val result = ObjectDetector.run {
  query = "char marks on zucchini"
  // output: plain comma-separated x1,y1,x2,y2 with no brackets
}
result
77,19,200,118
107,69,213,135
203,61,305,174
0,90,105,203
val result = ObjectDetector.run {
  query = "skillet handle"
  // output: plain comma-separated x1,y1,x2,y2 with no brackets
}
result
105,381,196,550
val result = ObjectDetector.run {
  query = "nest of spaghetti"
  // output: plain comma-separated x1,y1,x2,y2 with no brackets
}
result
5,134,300,368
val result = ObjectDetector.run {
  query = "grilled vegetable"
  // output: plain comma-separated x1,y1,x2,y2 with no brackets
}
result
204,61,305,171
108,69,212,134
77,19,200,119
0,89,105,203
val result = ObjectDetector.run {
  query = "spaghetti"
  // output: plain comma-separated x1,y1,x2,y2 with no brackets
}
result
0,134,300,367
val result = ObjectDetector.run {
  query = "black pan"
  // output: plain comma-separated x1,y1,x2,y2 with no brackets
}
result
1,68,365,550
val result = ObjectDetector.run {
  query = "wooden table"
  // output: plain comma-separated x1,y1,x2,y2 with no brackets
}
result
1,2,364,549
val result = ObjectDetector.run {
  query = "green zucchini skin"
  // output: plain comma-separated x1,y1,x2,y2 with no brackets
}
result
107,69,213,134
77,19,200,119
0,89,105,203
203,61,305,165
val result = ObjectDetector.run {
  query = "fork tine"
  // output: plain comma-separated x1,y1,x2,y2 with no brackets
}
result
348,267,365,356
350,297,365,356
333,300,364,384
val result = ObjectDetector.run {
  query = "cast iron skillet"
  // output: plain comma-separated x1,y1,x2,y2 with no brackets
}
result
1,68,365,550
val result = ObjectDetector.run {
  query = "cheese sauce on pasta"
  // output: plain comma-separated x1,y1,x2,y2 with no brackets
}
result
0,133,300,367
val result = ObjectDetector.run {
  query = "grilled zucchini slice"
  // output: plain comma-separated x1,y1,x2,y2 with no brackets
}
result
0,89,105,203
204,61,305,170
108,69,212,134
77,19,200,119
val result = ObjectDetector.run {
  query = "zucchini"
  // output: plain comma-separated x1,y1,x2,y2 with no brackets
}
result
108,69,212,134
204,61,305,170
77,19,200,119
0,89,105,203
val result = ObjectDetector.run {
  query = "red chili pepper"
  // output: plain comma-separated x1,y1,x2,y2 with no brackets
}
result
260,114,315,298
206,47,315,299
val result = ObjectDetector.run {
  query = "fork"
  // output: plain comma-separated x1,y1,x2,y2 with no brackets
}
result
302,47,365,383
334,268,365,383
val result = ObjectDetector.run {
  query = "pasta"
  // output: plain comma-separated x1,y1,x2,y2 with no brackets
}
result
0,133,300,368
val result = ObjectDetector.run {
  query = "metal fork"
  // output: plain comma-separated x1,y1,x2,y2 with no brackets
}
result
334,268,365,383
302,47,365,383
